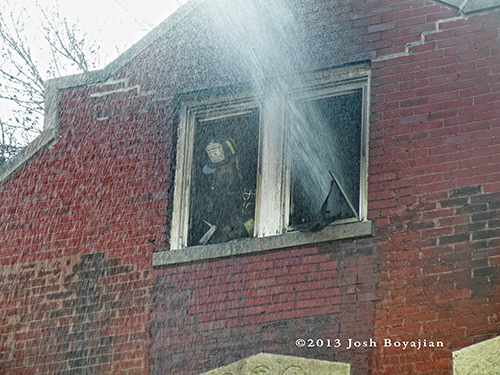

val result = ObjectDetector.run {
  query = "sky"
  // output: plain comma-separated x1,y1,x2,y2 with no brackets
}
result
26,0,189,70
0,0,189,153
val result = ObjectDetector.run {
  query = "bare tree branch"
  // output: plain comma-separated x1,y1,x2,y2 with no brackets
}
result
0,0,99,163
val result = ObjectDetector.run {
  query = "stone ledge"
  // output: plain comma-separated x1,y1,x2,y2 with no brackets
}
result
453,335,500,375
200,353,350,375
153,220,373,267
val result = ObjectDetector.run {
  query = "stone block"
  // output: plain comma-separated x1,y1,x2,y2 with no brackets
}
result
453,335,500,375
201,353,350,375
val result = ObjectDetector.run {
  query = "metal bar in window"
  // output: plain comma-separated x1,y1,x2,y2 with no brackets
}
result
329,169,359,220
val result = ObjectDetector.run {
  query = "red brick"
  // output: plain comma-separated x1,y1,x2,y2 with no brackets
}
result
4,3,500,375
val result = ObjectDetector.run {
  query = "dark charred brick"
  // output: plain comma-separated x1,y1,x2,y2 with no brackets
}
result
440,197,469,208
450,185,482,198
474,267,499,278
456,204,488,215
439,233,470,245
471,211,498,222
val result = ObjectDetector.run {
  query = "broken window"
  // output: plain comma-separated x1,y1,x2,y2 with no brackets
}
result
170,64,370,250
289,91,363,231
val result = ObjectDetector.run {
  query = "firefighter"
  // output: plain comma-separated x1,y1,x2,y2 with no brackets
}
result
199,137,255,245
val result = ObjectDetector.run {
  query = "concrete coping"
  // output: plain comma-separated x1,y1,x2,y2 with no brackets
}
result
153,219,373,267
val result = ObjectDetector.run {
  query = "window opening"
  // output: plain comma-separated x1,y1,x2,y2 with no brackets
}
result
289,90,363,231
188,109,260,246
170,65,370,251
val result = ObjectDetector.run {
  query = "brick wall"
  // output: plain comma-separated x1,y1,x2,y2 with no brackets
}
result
371,186,500,374
0,77,168,373
145,1,500,374
1,0,500,374
151,241,379,375
0,253,152,374
369,6,500,374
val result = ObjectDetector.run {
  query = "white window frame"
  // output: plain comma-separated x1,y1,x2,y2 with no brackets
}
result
170,63,370,250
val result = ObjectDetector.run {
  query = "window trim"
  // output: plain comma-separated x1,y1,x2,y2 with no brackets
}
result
171,94,262,250
169,63,371,252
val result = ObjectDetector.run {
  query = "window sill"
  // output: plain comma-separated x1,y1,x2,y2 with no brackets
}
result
152,220,373,267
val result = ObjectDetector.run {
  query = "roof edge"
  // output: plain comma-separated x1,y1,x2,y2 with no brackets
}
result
0,127,58,188
46,0,203,91
436,0,500,14
0,0,202,187
462,0,500,14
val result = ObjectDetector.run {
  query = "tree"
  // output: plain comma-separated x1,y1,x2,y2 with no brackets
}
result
0,1,99,164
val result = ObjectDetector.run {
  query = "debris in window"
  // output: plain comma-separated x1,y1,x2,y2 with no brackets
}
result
296,169,359,232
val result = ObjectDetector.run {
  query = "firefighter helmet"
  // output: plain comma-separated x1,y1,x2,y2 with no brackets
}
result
203,137,237,174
